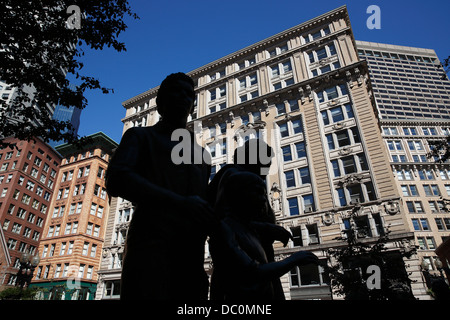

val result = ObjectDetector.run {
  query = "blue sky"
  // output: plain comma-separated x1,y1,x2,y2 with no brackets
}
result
74,0,450,144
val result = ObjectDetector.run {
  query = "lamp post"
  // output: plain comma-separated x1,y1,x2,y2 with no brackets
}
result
421,258,431,288
435,258,448,285
16,252,40,289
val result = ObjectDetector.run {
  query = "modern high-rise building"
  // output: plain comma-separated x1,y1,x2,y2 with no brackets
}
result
97,6,429,299
356,40,450,121
49,84,82,148
0,136,61,288
356,41,450,288
49,105,82,148
30,132,117,300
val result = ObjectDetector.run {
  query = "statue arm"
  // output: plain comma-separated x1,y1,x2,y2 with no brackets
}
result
106,128,185,206
218,222,318,282
250,221,292,246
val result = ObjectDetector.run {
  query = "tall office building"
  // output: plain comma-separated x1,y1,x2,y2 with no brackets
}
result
49,84,82,148
30,132,117,300
356,41,450,121
356,41,450,287
49,105,82,148
97,6,429,299
0,136,61,288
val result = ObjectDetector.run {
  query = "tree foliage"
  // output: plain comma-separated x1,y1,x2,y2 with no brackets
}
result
0,0,138,148
324,206,417,300
0,287,43,300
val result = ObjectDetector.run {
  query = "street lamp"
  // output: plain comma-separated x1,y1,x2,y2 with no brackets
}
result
435,257,448,285
421,258,431,288
16,252,40,289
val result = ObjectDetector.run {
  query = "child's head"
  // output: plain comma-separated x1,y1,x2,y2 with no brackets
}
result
223,171,268,221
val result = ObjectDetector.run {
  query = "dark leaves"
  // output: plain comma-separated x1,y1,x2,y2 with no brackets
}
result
0,0,139,148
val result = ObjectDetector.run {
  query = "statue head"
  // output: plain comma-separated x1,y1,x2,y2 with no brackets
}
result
156,72,195,123
223,171,268,222
233,138,274,177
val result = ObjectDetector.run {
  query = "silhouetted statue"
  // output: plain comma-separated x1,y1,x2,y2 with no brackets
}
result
431,279,450,300
209,172,319,300
208,139,292,300
106,73,214,300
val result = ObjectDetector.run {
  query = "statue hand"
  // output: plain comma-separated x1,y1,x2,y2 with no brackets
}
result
288,251,319,266
181,195,216,229
251,222,292,246
271,225,292,247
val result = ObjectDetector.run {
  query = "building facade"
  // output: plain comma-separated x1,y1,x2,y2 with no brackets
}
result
356,40,450,288
0,226,12,291
97,6,430,300
30,132,117,300
0,136,61,288
356,40,449,121
48,105,82,148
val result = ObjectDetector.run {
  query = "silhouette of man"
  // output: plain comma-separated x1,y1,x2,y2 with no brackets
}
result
106,73,213,300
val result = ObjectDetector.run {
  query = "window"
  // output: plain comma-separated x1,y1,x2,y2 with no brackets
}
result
407,140,424,151
104,280,121,299
406,201,424,213
278,118,303,138
290,227,303,247
336,130,351,147
423,184,440,196
282,146,292,162
401,185,418,196
290,262,328,287
418,170,434,180
288,197,299,216
90,245,97,258
341,156,356,174
308,43,337,63
299,167,311,184
387,140,403,151
435,218,450,231
292,119,303,134
337,188,346,206
60,242,67,255
82,242,89,256
316,84,348,103
285,170,296,188
302,194,315,213
295,142,306,159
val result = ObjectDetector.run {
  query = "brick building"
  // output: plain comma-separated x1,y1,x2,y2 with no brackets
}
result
0,136,61,287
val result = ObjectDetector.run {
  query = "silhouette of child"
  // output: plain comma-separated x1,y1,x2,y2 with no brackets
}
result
209,171,319,300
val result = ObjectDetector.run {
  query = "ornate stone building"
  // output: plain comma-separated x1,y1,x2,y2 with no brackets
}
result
96,6,428,299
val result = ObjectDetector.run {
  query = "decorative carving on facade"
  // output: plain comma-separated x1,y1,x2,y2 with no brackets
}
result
338,146,352,156
385,200,400,215
337,173,364,187
269,182,282,212
332,122,345,130
322,212,334,226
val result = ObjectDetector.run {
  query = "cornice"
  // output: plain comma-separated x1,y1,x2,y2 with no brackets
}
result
187,6,349,78
380,119,450,126
121,5,350,108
